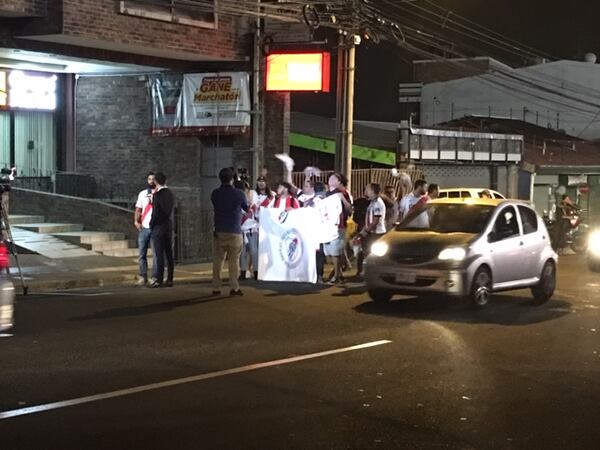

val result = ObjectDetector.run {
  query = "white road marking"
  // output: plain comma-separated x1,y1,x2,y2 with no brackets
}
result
0,339,392,420
33,292,113,297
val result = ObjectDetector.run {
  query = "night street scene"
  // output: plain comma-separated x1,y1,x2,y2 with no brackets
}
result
2,0,600,449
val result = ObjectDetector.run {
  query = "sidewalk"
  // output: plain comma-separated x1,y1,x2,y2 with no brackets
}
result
9,254,223,294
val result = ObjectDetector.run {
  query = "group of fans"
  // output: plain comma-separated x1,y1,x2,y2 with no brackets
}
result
232,171,440,284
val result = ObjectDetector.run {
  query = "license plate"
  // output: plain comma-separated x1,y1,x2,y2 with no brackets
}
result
395,271,416,284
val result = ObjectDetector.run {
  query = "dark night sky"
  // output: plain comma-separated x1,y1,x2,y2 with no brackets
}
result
292,0,600,122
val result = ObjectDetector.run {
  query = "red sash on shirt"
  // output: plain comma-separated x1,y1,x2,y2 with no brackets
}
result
140,201,153,225
272,196,299,209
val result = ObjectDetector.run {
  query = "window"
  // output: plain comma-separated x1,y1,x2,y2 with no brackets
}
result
461,191,472,198
492,206,520,241
518,206,538,235
398,204,495,234
0,110,56,176
119,0,217,29
438,192,448,198
448,191,460,198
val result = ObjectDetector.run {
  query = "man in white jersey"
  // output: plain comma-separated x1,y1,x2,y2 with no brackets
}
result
399,179,428,227
134,172,156,286
356,183,387,276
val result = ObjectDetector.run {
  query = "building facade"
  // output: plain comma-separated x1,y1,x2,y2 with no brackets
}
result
0,0,299,260
418,59,600,140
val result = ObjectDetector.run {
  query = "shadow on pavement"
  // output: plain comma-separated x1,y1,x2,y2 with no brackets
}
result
331,282,368,297
354,294,572,326
252,281,328,297
71,294,229,321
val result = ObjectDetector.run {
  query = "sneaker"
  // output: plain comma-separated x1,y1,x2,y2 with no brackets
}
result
239,271,247,281
165,281,174,288
136,277,147,287
317,276,325,284
148,280,162,288
230,289,243,296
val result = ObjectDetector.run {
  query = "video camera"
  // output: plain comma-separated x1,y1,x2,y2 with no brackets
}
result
231,167,249,183
231,167,250,190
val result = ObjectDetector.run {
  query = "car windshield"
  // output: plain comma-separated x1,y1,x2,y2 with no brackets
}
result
397,203,495,234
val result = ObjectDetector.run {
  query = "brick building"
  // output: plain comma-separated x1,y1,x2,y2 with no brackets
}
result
0,0,297,260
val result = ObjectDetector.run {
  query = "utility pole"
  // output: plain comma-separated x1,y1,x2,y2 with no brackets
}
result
334,32,356,192
251,0,263,184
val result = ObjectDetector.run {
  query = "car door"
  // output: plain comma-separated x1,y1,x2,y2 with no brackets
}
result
517,205,547,279
487,205,524,284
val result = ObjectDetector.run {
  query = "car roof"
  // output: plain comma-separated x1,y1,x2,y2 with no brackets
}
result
439,188,500,193
429,197,504,207
429,197,533,208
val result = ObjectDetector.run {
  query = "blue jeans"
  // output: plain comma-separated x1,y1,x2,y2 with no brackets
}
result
138,228,154,279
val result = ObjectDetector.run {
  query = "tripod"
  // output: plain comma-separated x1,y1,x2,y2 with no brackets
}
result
0,191,28,296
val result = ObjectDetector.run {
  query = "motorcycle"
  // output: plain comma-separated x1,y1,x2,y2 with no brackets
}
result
544,210,588,254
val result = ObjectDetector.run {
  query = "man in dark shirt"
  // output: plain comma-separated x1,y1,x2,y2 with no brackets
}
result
211,168,249,296
149,172,175,288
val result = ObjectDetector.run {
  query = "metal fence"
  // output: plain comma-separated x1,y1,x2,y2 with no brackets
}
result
12,176,53,192
174,208,215,263
292,167,425,198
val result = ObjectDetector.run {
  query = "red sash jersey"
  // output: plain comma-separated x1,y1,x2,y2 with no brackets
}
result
273,196,300,209
262,195,299,210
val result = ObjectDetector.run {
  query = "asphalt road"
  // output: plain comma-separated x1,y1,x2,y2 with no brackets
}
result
1,255,599,450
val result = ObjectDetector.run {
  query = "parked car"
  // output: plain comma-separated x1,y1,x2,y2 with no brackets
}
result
438,188,505,199
365,198,557,307
0,240,15,333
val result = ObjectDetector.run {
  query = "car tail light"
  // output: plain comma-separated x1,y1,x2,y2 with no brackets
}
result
0,242,9,269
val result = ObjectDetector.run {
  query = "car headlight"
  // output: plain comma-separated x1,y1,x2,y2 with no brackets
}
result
438,247,467,261
371,241,389,257
588,231,600,255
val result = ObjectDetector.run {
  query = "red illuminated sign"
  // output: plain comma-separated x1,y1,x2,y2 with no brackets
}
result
266,52,330,92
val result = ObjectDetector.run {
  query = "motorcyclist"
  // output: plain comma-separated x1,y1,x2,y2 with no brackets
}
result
554,194,579,253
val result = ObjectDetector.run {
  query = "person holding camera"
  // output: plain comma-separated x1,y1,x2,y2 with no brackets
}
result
211,168,249,296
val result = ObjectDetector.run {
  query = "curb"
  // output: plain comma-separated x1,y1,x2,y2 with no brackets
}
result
12,271,229,294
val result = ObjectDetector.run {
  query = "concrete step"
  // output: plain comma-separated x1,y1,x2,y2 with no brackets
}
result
16,223,84,234
81,240,131,251
11,227,99,259
9,215,45,225
51,231,126,245
100,248,153,258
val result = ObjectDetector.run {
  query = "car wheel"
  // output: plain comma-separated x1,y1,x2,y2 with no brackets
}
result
531,261,556,304
369,289,393,304
468,267,492,308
